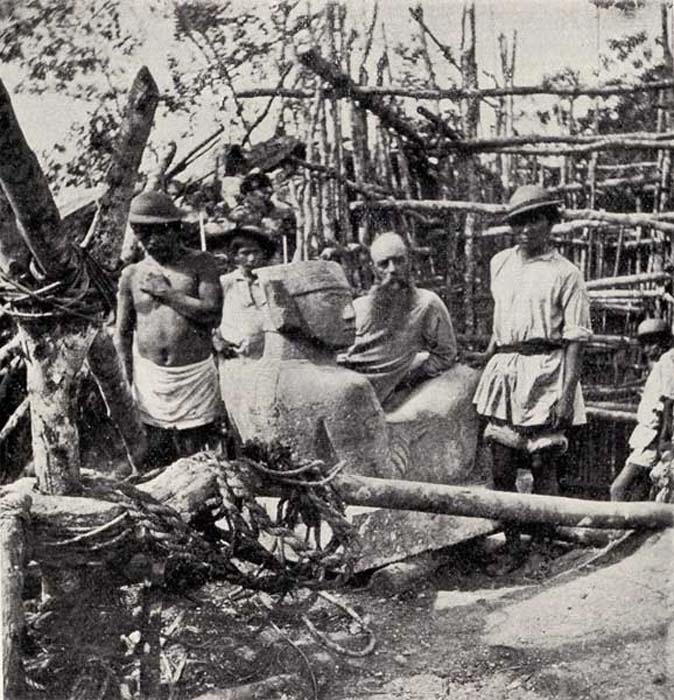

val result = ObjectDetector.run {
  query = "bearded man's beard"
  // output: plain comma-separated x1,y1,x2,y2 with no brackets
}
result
367,278,415,331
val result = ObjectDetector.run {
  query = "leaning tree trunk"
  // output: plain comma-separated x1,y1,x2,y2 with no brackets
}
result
82,66,158,462
0,81,75,279
85,66,159,272
0,70,157,494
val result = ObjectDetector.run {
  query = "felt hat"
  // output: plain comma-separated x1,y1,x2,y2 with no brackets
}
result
505,184,562,223
220,225,277,257
128,191,185,224
637,318,671,339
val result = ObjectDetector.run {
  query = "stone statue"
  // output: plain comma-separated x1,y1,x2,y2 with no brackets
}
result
221,260,393,477
222,260,485,484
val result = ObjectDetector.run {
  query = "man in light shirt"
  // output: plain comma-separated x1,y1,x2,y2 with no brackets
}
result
213,225,276,360
340,232,458,410
473,185,592,565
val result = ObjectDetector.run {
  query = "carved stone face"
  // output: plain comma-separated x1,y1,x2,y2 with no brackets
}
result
257,261,357,350
294,286,356,349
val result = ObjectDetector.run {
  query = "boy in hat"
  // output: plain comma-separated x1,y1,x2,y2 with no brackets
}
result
115,191,223,468
610,318,674,501
213,225,276,360
473,185,592,568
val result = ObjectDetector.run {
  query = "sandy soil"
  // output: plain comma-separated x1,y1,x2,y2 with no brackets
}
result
23,529,674,699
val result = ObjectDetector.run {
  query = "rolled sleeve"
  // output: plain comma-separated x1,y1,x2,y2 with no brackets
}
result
561,273,592,342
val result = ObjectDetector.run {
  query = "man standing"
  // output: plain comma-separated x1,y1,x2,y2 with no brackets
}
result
341,232,458,409
213,225,276,361
473,185,592,564
115,191,223,468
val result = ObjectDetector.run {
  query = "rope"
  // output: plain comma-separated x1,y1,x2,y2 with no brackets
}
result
31,442,360,595
0,245,116,324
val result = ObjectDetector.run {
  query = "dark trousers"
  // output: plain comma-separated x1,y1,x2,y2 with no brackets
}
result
143,422,221,469
490,441,561,547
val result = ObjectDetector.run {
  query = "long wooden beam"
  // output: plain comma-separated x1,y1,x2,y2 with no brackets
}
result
330,474,671,529
236,79,674,101
350,199,505,216
441,130,674,151
470,139,674,156
351,199,674,233
586,271,672,289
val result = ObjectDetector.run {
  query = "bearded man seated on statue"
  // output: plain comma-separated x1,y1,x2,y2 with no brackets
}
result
339,232,459,410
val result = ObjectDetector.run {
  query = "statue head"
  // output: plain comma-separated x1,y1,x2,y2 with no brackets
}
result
257,260,356,349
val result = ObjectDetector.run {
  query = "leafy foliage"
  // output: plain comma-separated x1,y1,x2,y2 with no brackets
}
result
0,0,148,192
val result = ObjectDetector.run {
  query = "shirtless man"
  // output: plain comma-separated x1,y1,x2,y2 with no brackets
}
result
115,191,223,468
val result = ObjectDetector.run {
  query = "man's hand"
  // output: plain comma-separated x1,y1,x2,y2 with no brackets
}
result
140,271,172,300
550,392,574,430
212,330,239,359
463,351,490,369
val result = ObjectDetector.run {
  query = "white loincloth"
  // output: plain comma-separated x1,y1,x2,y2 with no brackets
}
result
133,348,220,430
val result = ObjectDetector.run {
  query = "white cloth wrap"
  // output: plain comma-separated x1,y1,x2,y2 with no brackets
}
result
133,348,220,429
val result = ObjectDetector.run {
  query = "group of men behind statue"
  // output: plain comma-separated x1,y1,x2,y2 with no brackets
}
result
115,181,670,574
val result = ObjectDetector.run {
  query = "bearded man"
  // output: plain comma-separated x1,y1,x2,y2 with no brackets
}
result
340,232,458,409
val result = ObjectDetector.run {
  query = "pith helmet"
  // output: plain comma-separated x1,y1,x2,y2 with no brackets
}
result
128,191,185,225
637,318,671,339
505,185,562,223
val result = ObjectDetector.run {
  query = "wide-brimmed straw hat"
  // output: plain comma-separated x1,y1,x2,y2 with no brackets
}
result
128,191,185,224
505,184,562,224
219,225,277,257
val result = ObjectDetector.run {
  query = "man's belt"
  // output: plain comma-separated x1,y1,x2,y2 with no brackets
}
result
494,340,564,356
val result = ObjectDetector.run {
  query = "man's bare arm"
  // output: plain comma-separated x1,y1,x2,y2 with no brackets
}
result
141,253,222,326
552,340,584,429
114,266,136,386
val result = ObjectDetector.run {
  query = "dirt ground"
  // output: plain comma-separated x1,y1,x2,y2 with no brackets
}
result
23,527,674,699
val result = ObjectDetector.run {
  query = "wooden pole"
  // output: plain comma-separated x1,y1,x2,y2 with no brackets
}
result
84,67,159,271
330,474,672,529
459,0,481,334
351,199,674,232
440,129,674,150
236,78,674,100
586,271,671,289
0,489,31,700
